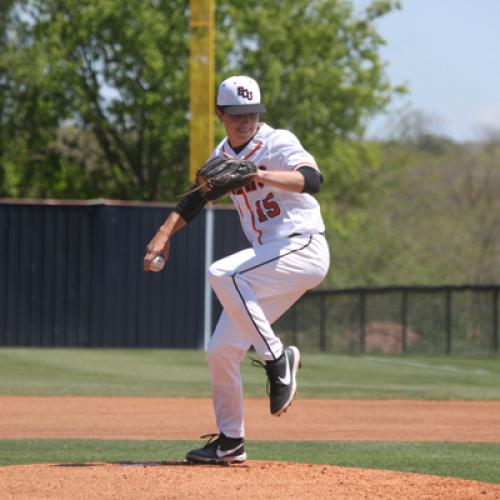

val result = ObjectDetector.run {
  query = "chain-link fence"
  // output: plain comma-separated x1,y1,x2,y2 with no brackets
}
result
274,285,500,355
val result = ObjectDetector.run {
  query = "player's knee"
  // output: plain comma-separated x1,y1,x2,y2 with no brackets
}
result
206,341,244,379
208,262,231,288
206,338,225,366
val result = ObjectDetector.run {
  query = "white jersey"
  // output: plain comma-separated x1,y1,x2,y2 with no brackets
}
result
211,123,325,246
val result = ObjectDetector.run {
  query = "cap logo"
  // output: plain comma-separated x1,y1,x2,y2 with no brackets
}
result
237,86,253,101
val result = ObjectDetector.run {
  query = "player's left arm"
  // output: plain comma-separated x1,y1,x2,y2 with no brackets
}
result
254,130,322,194
254,167,321,194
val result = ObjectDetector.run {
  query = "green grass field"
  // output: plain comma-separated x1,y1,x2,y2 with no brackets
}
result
1,348,499,484
1,348,499,399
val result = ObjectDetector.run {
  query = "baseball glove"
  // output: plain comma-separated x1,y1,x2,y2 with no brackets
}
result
195,155,258,201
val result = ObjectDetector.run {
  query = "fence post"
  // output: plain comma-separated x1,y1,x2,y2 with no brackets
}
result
445,289,452,354
291,304,298,346
401,289,408,353
319,292,326,352
493,288,499,353
360,292,366,353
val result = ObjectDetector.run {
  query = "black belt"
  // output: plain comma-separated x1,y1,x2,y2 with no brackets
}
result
288,231,326,238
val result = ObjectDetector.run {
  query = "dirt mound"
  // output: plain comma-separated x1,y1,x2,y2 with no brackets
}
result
1,461,499,499
2,397,500,498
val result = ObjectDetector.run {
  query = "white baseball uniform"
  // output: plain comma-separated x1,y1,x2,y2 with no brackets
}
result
206,122,330,438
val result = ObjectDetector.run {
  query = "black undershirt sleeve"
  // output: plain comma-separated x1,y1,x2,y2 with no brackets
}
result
174,188,207,222
298,166,322,194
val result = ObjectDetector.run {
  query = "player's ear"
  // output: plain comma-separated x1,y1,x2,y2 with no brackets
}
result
215,107,224,121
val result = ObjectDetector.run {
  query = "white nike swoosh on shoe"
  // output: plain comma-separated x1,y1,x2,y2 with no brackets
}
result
216,443,244,458
277,351,291,385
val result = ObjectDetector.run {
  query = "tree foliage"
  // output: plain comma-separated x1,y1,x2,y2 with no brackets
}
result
328,128,500,287
218,0,402,208
1,0,190,199
2,1,498,286
0,0,400,200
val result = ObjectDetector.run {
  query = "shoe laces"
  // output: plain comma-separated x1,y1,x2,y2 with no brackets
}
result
199,433,220,449
251,357,276,395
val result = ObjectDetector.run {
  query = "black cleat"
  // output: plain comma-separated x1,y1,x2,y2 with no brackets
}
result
264,346,301,416
186,433,247,464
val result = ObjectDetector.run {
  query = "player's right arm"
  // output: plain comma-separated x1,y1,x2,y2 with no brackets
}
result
143,189,207,271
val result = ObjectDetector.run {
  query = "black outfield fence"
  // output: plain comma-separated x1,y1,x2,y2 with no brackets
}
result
1,200,499,354
0,199,246,348
275,285,500,355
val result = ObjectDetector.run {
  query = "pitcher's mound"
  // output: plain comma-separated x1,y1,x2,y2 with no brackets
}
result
1,461,499,499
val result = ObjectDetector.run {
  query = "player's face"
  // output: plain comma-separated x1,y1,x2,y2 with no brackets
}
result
216,110,259,147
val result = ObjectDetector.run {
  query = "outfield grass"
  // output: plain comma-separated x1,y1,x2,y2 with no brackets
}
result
1,439,499,484
1,348,500,399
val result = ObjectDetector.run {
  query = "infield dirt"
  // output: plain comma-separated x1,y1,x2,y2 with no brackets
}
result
1,397,500,499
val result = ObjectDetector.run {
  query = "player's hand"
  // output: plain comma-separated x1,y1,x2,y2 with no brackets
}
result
143,233,170,272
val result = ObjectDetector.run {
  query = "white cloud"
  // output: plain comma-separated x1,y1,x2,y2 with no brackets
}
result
473,104,500,130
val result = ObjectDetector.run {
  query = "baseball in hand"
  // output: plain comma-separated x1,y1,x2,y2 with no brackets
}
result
150,255,165,272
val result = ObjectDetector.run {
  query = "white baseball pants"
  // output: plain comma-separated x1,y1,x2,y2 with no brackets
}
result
206,233,330,438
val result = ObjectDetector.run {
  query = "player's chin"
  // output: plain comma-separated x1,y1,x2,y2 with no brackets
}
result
236,131,253,142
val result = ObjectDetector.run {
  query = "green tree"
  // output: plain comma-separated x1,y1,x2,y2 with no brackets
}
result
0,0,401,201
0,0,17,195
331,132,500,287
218,0,403,206
1,0,189,199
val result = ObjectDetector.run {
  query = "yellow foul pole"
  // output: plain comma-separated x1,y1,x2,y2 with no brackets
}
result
189,0,215,182
190,0,216,348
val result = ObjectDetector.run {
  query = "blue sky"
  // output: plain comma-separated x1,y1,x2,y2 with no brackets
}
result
355,0,500,141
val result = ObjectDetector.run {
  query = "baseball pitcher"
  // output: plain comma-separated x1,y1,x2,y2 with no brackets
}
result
144,75,330,464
